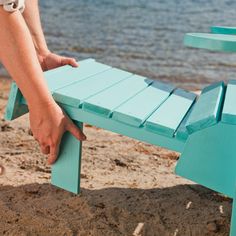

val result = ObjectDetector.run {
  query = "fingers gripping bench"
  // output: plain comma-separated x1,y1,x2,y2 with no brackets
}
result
4,57,236,235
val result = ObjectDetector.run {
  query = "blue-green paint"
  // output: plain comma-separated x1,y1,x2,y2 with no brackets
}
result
4,82,28,121
186,82,225,134
53,68,132,107
145,88,196,137
51,121,83,194
112,81,175,127
5,58,236,235
211,26,236,35
82,75,153,117
222,80,236,125
184,33,236,52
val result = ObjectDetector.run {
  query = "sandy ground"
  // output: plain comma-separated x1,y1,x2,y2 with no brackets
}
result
0,78,231,236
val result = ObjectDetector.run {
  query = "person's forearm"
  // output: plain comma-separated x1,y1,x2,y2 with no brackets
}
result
23,0,49,59
0,8,54,109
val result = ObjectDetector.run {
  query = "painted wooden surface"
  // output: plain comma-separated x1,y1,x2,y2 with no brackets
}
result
13,59,186,153
6,58,236,235
222,80,236,125
112,81,175,127
176,122,236,198
145,89,196,137
53,68,133,107
186,82,225,134
82,75,153,117
4,82,28,120
51,121,83,194
230,197,236,236
175,122,236,236
45,58,111,91
184,33,236,52
211,26,236,35
174,103,195,141
59,103,185,153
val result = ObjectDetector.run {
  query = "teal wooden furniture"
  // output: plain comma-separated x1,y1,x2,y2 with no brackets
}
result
183,25,236,236
4,57,236,235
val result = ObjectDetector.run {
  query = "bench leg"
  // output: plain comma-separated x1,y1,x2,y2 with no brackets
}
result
51,121,83,194
230,192,236,236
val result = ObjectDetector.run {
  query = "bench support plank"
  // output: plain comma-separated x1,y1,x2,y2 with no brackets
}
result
60,103,185,153
176,122,236,198
4,82,28,120
51,121,83,194
231,196,236,236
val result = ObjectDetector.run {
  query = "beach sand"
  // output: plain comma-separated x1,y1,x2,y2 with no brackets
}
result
0,78,231,236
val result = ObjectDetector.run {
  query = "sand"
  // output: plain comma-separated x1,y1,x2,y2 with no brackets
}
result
0,78,231,236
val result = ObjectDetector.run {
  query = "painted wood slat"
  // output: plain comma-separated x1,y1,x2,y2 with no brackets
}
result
184,33,236,52
45,59,111,92
111,81,175,127
4,82,28,120
221,80,236,124
145,89,196,137
186,81,225,134
211,26,236,35
45,58,95,77
59,103,185,153
174,102,196,141
52,121,83,194
82,75,153,116
53,68,133,107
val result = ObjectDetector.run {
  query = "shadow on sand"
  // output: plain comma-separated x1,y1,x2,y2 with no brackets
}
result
0,183,231,236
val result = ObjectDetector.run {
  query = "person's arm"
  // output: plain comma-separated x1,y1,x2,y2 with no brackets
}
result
23,0,78,71
0,8,86,164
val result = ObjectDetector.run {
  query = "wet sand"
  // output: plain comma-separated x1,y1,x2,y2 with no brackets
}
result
0,78,231,235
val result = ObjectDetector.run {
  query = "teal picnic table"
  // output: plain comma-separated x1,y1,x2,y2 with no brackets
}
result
5,26,236,235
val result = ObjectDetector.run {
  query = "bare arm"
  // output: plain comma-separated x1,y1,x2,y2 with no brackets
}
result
0,8,86,164
23,0,78,71
0,8,52,108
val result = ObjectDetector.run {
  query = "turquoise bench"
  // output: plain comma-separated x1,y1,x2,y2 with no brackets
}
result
4,56,236,234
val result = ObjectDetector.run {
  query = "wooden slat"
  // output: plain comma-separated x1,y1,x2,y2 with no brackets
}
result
82,75,153,116
45,58,95,77
211,26,236,35
221,80,236,124
145,89,196,137
184,33,236,52
53,68,133,107
186,81,225,134
59,103,185,153
112,81,175,127
45,58,111,91
174,101,196,141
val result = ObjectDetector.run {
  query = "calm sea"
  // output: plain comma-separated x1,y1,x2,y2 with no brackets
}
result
2,0,236,89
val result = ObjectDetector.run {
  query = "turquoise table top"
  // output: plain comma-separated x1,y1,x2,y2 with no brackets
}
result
211,26,236,35
184,33,236,52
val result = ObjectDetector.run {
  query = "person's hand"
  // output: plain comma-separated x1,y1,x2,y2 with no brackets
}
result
28,100,86,165
38,51,78,71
